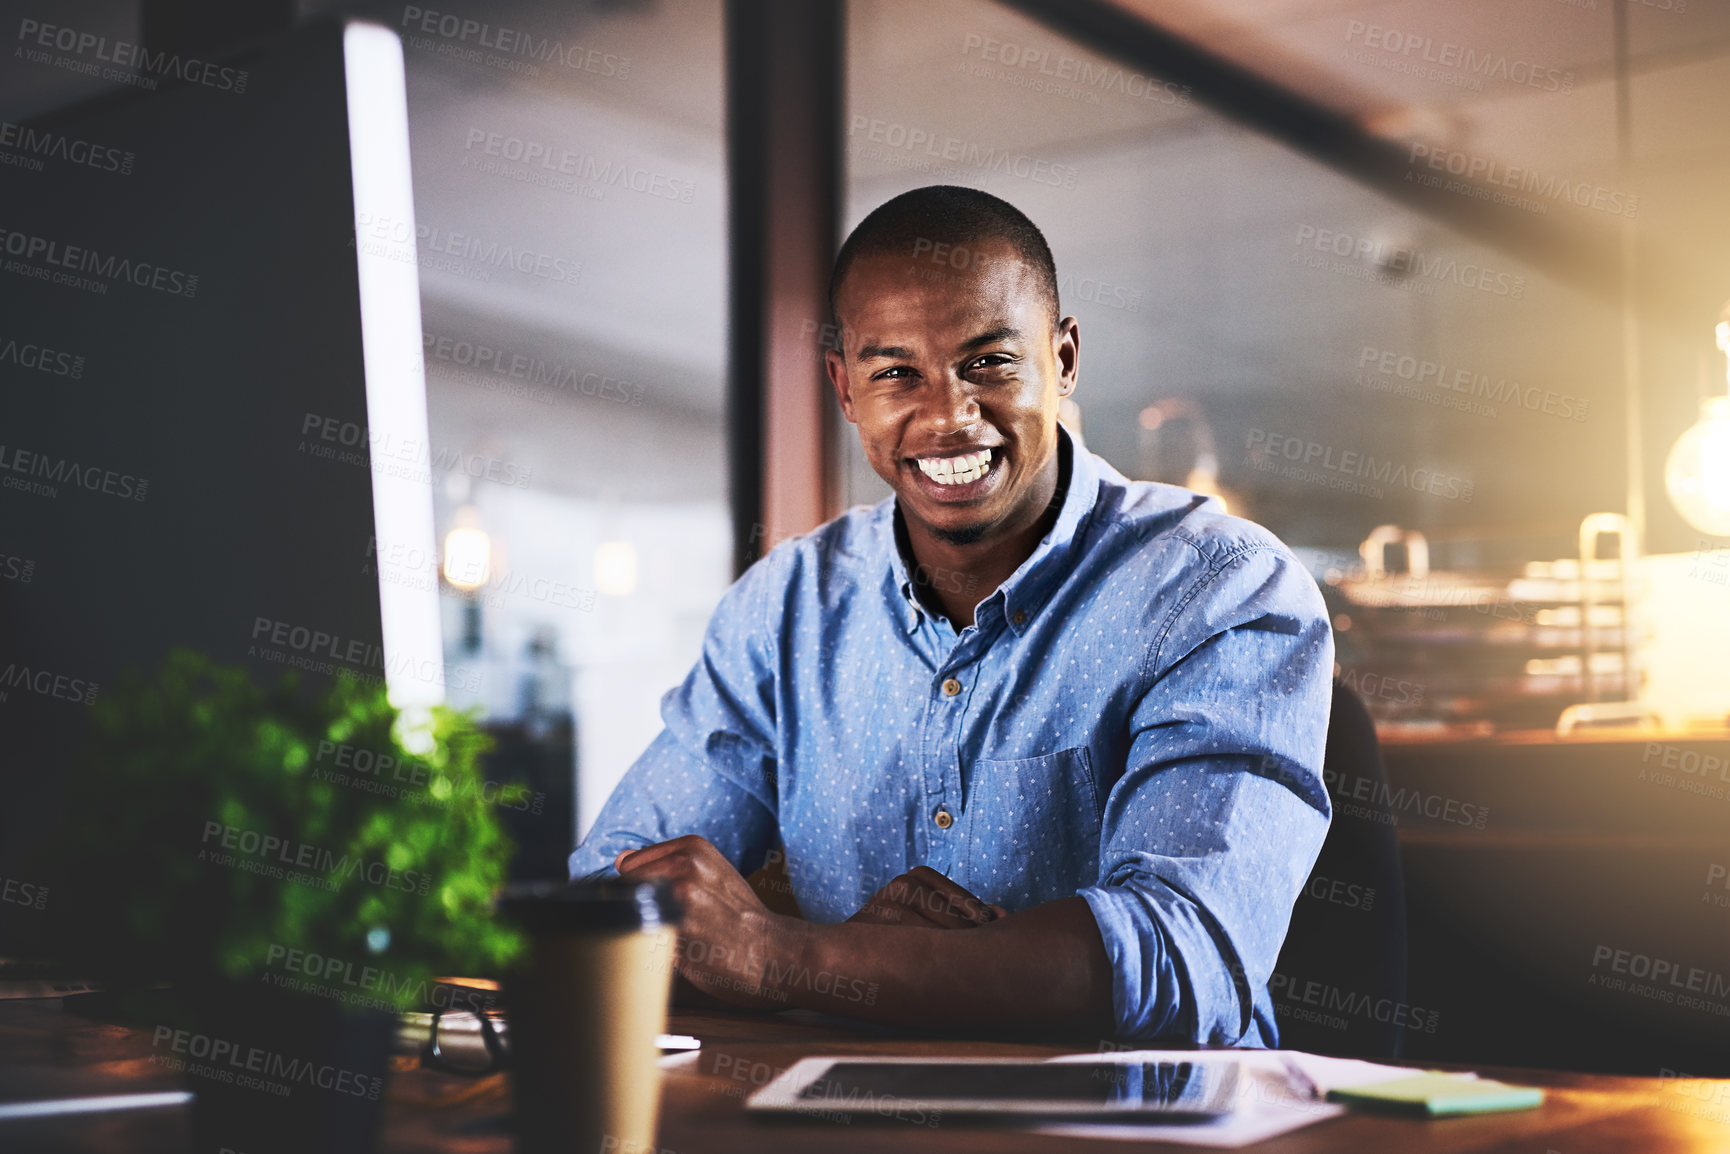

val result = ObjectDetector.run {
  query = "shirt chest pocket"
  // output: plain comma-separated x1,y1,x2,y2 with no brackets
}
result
961,746,1102,910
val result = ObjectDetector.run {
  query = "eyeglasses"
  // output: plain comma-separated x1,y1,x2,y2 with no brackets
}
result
419,1007,510,1076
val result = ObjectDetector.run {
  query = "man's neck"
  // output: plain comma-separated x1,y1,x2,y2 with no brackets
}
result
898,432,1071,630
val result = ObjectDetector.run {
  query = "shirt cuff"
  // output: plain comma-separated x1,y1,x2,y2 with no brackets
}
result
1079,883,1178,1041
566,846,620,882
1078,881,1259,1046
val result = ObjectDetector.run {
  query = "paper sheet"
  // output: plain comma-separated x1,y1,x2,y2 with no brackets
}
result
1033,1050,1420,1147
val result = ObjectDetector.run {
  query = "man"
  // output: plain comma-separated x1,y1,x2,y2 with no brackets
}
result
569,185,1333,1045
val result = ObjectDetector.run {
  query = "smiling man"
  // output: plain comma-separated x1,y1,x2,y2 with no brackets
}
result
568,185,1334,1045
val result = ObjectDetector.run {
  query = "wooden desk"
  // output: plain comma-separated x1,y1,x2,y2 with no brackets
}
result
4,997,1730,1153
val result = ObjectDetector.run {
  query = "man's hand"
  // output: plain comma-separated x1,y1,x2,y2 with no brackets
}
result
615,835,798,1012
848,866,1009,928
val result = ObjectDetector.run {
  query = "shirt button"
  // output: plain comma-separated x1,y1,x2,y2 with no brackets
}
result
933,808,954,829
1011,610,1027,626
941,678,962,697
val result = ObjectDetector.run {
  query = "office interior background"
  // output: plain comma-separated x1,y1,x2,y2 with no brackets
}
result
3,0,1728,1077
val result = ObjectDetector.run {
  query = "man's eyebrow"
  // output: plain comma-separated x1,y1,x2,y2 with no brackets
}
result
854,326,1023,363
958,325,1023,352
856,342,915,362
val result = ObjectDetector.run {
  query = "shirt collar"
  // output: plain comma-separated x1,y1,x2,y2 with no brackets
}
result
879,421,1101,636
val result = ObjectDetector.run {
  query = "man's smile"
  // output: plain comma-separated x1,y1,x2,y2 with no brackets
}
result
907,446,1005,501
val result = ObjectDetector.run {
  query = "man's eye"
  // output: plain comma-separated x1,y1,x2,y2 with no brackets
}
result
969,354,1015,372
871,366,916,381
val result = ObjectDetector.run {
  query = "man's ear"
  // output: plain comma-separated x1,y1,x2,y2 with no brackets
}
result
825,346,858,423
1055,315,1080,398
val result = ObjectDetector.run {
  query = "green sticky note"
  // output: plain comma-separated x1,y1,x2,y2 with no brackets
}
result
1327,1073,1544,1117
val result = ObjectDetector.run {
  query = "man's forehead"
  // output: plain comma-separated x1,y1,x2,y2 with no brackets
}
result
846,239,1038,293
838,248,1046,347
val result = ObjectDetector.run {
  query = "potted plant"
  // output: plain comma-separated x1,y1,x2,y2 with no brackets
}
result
48,648,523,1154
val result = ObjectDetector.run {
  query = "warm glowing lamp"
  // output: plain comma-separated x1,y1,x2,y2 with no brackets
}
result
594,541,638,596
1664,317,1730,536
442,525,491,590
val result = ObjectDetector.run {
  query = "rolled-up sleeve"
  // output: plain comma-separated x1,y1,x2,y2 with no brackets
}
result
1077,542,1334,1046
567,552,783,882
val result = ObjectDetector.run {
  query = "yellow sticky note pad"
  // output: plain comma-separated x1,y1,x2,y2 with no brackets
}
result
1328,1073,1545,1117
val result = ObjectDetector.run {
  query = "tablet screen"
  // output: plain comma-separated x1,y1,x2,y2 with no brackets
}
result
794,1059,1237,1116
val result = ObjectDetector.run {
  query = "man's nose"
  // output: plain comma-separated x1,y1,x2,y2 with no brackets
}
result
920,376,979,432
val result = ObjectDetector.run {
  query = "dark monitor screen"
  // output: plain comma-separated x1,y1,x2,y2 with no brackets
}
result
0,19,442,955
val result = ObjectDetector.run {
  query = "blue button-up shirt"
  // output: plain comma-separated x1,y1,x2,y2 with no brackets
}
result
569,423,1334,1046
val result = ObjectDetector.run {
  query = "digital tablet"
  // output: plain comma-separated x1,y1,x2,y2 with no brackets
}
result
745,1055,1241,1120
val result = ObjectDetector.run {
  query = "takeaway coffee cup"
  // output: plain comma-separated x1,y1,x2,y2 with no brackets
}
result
499,880,682,1154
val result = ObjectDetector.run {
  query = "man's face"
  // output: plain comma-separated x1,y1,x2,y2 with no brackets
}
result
825,239,1079,547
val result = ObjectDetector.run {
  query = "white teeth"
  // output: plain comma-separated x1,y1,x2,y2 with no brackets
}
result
916,448,993,486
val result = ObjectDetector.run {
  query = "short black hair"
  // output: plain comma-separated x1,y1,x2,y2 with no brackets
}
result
827,185,1060,341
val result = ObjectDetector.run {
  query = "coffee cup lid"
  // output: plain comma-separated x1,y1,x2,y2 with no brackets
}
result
497,880,682,933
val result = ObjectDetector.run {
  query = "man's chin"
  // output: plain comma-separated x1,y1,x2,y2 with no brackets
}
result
930,521,989,546
898,487,1006,547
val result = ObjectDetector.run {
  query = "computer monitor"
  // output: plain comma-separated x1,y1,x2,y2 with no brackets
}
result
0,20,441,954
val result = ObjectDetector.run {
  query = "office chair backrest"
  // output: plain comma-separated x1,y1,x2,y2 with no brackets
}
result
1271,679,1409,1058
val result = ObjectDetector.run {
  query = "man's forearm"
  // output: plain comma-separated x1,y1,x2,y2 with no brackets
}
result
770,896,1117,1036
